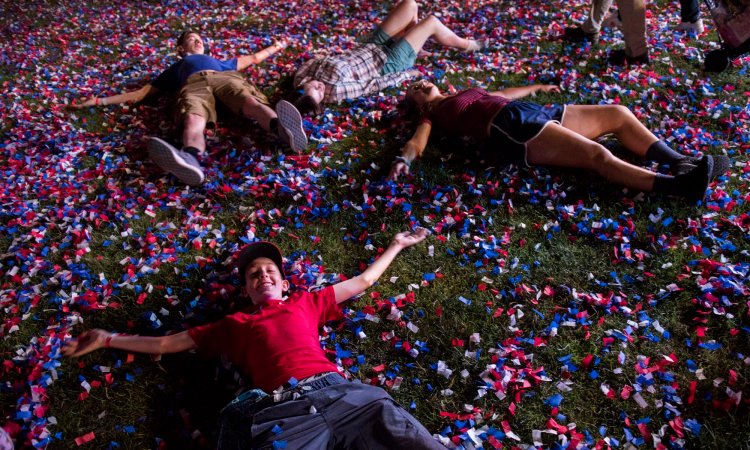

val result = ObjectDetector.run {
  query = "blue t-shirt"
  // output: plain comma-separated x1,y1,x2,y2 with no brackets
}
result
152,54,238,91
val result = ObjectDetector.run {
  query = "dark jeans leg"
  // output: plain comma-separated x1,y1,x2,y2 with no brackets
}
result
680,0,700,23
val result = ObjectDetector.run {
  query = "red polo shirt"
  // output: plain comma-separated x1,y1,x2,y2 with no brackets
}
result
188,286,342,392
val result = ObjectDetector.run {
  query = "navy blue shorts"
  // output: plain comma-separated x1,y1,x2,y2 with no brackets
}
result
217,373,444,449
487,101,566,166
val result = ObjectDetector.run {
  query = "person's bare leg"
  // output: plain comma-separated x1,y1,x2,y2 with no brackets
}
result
403,15,479,53
526,123,656,191
379,0,419,39
559,104,657,156
182,113,208,153
240,97,276,131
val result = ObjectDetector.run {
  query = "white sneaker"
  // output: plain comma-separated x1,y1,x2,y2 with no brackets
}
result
603,10,622,29
275,100,308,153
675,19,704,34
148,137,205,186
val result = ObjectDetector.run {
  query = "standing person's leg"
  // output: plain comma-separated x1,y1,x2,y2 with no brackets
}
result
564,0,614,43
583,0,615,33
680,0,701,23
675,0,704,32
611,0,648,62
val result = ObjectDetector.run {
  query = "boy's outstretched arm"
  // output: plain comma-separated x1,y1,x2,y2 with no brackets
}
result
63,329,196,358
332,228,430,304
69,84,159,109
236,39,288,71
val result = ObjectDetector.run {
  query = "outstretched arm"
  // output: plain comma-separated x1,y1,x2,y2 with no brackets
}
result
490,84,560,100
70,84,159,109
388,121,431,180
237,40,287,71
332,228,430,303
63,329,196,358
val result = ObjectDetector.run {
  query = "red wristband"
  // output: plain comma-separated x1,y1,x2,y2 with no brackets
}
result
105,334,114,348
95,98,101,106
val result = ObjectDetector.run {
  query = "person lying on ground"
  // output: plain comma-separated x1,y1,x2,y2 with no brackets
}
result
294,0,486,115
71,31,307,186
389,79,729,201
64,228,448,449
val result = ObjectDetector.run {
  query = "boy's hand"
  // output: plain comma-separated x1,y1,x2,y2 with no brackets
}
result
392,227,430,249
274,38,290,50
388,161,410,180
63,329,111,357
539,85,561,93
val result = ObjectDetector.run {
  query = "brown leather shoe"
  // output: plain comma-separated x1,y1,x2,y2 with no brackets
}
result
563,26,599,45
608,49,649,66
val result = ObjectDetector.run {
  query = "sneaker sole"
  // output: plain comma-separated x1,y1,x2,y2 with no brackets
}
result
709,155,730,180
147,137,205,186
275,100,308,153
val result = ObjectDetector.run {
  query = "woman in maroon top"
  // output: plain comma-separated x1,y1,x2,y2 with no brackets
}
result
389,80,728,201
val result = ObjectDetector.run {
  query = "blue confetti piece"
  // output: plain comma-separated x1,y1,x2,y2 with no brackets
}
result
545,393,563,407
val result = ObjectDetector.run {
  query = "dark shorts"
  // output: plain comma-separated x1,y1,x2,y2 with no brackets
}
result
487,100,566,167
367,27,418,75
217,373,444,450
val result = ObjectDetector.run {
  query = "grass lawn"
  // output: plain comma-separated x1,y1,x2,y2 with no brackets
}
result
1,0,749,448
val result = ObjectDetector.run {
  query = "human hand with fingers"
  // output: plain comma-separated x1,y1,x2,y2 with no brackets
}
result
388,160,410,180
538,84,561,93
63,329,111,357
391,227,430,249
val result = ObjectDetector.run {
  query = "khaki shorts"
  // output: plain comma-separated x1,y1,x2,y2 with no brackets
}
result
176,71,270,125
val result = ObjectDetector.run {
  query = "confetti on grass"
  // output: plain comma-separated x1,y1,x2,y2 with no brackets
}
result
0,0,748,448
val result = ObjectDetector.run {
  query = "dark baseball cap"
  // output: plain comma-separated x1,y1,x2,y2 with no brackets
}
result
236,241,285,284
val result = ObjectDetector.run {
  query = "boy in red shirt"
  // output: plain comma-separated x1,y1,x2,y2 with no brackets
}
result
64,228,444,449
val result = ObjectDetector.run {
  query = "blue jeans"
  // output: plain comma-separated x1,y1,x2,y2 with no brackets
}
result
681,0,700,23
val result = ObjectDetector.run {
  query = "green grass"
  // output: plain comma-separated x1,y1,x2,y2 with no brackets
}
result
1,0,749,448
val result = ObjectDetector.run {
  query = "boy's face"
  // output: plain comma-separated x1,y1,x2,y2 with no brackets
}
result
179,33,205,56
242,257,289,304
302,80,325,104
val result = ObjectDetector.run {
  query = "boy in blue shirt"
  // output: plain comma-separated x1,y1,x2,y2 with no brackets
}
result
73,31,307,186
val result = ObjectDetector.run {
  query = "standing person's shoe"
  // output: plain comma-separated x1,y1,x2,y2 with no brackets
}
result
563,26,599,45
275,100,308,153
608,49,649,66
675,19,704,34
148,137,205,186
